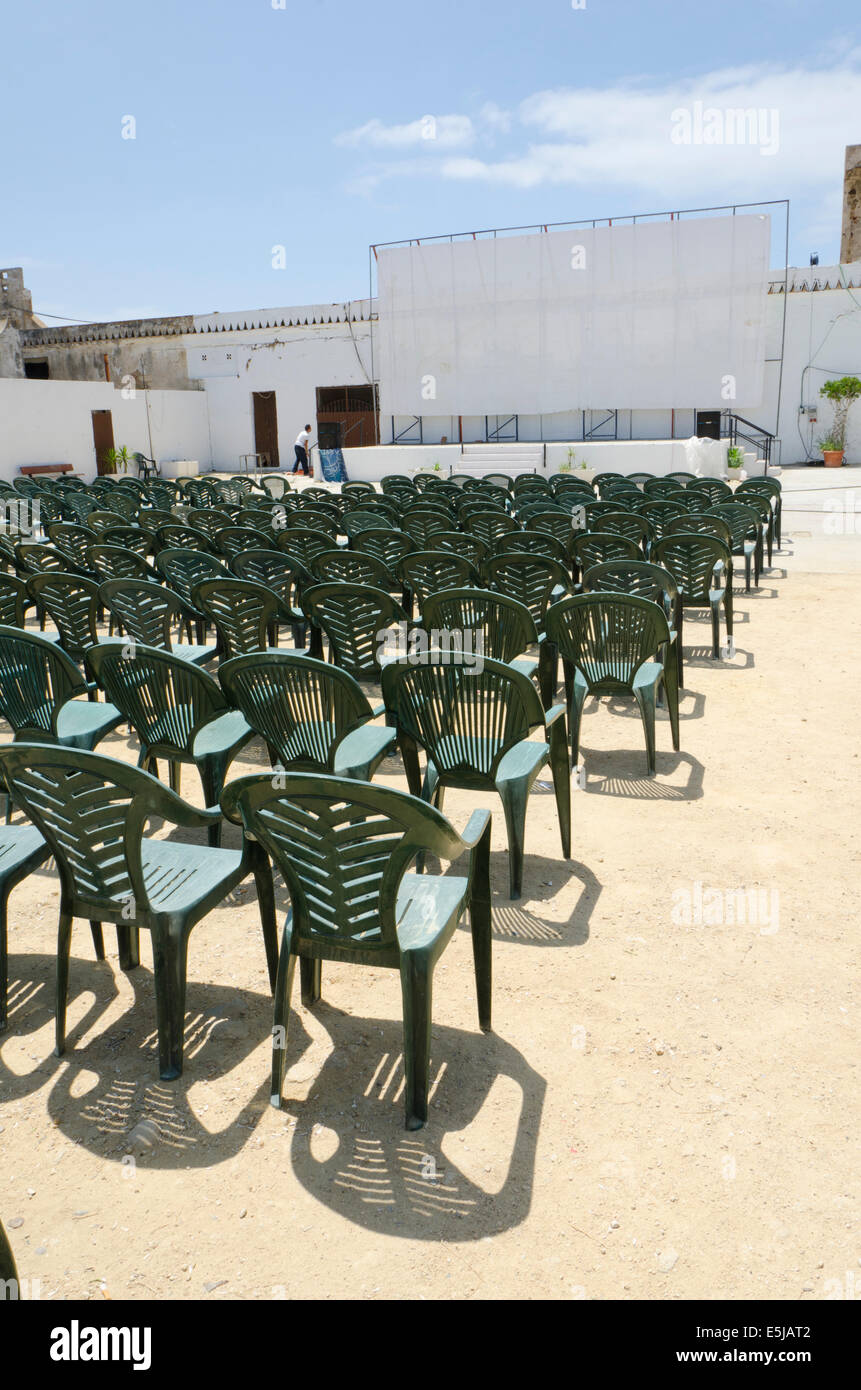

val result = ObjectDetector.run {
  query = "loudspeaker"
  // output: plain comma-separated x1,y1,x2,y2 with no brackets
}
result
696,410,722,440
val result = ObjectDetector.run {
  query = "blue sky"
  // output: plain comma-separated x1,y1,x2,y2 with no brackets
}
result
2,0,859,322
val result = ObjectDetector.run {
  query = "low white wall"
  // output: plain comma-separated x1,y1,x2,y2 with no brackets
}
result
340,438,730,481
0,379,212,481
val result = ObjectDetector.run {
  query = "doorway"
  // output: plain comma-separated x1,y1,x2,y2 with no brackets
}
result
252,392,280,468
91,410,115,475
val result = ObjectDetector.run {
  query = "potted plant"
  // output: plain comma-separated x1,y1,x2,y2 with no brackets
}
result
727,446,744,477
818,376,861,466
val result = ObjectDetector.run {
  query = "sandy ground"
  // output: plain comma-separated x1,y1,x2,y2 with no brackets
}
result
1,484,859,1302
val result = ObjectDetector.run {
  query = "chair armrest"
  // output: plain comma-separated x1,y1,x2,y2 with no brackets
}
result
458,808,492,851
370,703,387,718
544,702,567,727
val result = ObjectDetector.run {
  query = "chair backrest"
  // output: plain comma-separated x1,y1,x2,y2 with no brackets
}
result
219,651,374,770
192,578,279,658
213,525,275,558
420,587,537,661
687,478,733,504
638,500,688,540
99,578,188,651
221,771,468,959
402,512,452,547
26,572,100,661
652,534,731,602
302,582,408,680
0,743,191,912
484,553,571,627
155,549,226,609
341,510,393,538
187,508,235,541
643,477,683,498
666,513,732,545
47,523,98,571
87,544,154,582
494,529,569,567
261,475,291,500
86,642,226,756
664,472,699,487
0,574,29,627
155,524,214,554
580,559,679,614
569,532,640,571
230,548,312,605
381,653,545,780
352,528,415,570
310,549,394,589
0,624,86,735
182,479,218,507
598,511,649,546
398,552,479,608
276,527,335,568
14,542,66,575
428,530,488,570
545,592,671,690
706,503,761,550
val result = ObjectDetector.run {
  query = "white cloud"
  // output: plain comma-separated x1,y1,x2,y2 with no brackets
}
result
335,114,475,150
337,52,861,205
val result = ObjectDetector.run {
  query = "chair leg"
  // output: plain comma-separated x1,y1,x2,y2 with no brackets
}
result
676,605,685,690
89,922,105,960
399,951,433,1130
469,824,492,1033
548,726,572,859
498,778,528,899
200,759,228,848
568,674,589,769
116,925,140,970
250,845,278,991
300,958,322,1007
168,762,181,795
151,924,189,1080
710,600,721,659
270,936,297,1107
662,656,681,752
55,908,74,1057
633,685,657,777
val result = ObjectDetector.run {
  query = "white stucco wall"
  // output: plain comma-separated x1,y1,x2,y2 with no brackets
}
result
0,379,212,481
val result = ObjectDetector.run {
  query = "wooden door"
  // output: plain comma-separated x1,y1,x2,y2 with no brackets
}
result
92,410,115,475
252,392,280,468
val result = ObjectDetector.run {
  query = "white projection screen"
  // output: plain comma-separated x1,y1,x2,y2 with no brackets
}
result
375,213,770,417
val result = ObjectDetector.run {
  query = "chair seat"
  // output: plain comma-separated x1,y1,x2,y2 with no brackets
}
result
430,734,548,785
333,722,397,776
395,871,470,952
54,697,124,749
192,709,252,758
0,824,48,884
172,642,218,666
140,837,243,915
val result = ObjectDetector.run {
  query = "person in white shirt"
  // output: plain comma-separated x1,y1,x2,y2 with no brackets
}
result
293,425,312,475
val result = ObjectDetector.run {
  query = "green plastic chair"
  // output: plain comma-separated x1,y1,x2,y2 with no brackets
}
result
639,500,688,542
341,510,392,540
598,511,650,551
0,744,277,1079
213,525,277,559
276,527,335,569
485,553,572,631
398,552,480,614
301,582,409,682
643,477,683,498
99,579,218,665
736,478,781,549
94,526,156,559
569,532,640,583
219,650,396,780
732,488,774,566
85,642,253,846
706,503,763,591
221,771,491,1129
464,510,519,550
581,559,684,688
0,625,123,753
25,572,102,673
230,549,316,652
187,508,235,541
402,513,452,548
544,593,680,776
46,524,99,577
652,534,733,658
382,654,569,899
191,577,280,659
664,472,699,487
666,513,732,546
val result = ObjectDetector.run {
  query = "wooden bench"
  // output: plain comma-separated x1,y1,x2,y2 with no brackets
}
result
19,463,75,478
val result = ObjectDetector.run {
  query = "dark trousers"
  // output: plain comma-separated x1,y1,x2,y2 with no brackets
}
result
292,445,309,475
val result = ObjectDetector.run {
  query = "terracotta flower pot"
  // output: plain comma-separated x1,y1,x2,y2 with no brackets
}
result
823,450,845,467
